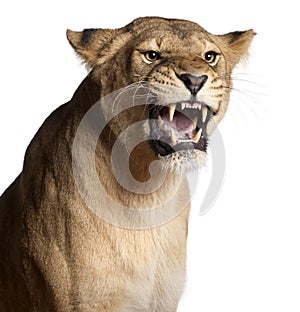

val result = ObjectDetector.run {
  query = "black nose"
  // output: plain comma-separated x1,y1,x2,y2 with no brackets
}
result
178,74,208,95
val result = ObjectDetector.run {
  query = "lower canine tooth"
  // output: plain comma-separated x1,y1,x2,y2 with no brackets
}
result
157,114,163,126
169,104,176,121
170,129,177,144
192,128,202,143
192,117,198,131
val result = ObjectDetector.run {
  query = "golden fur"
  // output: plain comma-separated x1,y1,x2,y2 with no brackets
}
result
0,17,255,311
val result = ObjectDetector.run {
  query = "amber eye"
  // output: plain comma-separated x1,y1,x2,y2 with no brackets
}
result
143,51,161,64
204,51,219,66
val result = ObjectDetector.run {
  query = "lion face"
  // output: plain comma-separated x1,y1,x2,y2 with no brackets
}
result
130,28,230,157
67,17,255,168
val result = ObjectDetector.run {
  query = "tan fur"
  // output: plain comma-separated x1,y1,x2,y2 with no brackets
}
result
0,17,255,311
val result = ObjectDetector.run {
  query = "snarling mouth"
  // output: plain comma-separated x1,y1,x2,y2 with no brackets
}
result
149,102,212,156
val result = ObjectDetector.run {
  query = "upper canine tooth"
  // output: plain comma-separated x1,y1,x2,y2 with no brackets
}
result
192,128,202,143
202,106,208,123
169,104,176,121
181,103,186,110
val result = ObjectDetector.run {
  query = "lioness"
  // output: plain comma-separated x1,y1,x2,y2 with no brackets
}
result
0,17,255,311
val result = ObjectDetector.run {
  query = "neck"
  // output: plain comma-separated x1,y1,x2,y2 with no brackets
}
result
94,140,188,228
70,75,189,228
69,74,102,120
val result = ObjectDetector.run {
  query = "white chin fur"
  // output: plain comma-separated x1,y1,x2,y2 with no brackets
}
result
158,149,207,174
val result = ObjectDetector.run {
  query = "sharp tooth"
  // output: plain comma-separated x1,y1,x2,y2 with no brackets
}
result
202,106,208,123
157,114,163,124
163,124,168,131
181,103,186,110
170,129,177,144
192,128,202,143
192,116,198,131
168,104,176,121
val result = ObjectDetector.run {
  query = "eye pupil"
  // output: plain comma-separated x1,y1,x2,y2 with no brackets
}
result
144,50,161,62
206,53,213,61
204,51,219,65
148,51,157,59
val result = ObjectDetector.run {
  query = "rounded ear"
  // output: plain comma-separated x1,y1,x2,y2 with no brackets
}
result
216,29,256,69
66,28,117,67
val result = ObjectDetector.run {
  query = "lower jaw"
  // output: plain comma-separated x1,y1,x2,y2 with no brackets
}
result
149,136,208,157
153,146,207,174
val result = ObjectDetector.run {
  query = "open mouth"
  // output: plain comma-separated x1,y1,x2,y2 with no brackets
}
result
149,102,212,156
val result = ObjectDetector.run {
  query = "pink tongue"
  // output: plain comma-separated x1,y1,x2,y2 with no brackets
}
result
173,112,194,131
161,111,194,132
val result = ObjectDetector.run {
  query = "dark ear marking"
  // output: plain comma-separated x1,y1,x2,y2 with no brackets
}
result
81,28,97,45
228,31,245,44
224,30,256,45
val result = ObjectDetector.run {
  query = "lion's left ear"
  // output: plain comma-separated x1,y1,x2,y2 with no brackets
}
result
216,29,256,69
67,28,117,67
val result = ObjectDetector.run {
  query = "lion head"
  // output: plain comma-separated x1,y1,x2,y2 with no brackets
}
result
67,17,255,171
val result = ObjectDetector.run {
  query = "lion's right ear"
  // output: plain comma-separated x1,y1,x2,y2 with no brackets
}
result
66,28,116,67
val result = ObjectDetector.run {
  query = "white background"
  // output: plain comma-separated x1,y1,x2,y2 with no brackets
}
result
0,1,299,311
